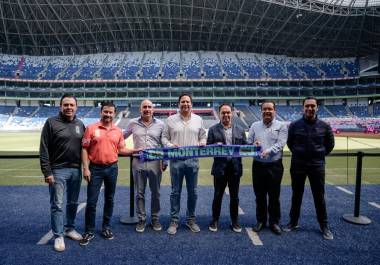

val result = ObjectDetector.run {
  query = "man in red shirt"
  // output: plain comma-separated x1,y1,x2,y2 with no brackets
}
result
79,102,138,246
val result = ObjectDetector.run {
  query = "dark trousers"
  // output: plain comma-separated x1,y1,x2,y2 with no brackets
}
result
211,162,240,223
289,165,328,227
252,160,284,225
85,163,118,232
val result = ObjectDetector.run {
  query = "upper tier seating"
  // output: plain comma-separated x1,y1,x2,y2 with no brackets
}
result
0,53,359,81
118,52,144,80
200,52,223,79
182,52,201,79
161,52,180,79
141,52,161,79
219,52,243,79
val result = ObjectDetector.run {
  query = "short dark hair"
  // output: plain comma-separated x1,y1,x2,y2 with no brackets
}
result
302,96,318,106
101,101,116,111
178,92,192,104
60,93,77,106
260,100,276,110
218,103,232,112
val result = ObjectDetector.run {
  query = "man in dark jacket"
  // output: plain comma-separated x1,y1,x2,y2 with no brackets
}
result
284,96,335,240
39,94,85,251
207,103,247,233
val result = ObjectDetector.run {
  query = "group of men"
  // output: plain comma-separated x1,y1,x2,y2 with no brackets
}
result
40,93,334,252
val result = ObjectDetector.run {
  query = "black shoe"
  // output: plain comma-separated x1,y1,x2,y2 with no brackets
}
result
252,222,265,232
136,220,146,233
321,226,333,240
282,222,299,232
151,220,162,231
208,220,218,232
269,224,282,235
230,222,242,233
101,228,114,240
79,233,94,246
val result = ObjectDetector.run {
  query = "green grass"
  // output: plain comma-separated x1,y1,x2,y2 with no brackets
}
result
0,131,379,185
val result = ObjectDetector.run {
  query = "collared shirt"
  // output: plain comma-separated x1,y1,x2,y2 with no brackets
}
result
124,117,165,149
124,117,166,170
247,119,288,162
162,112,207,147
223,127,233,145
82,121,125,165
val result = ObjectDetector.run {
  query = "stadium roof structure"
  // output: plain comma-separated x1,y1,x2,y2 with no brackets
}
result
0,0,379,57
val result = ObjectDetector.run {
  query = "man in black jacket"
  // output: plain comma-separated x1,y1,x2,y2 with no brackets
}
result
207,103,247,233
39,94,85,251
284,96,335,240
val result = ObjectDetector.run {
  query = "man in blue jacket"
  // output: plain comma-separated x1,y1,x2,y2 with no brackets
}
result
207,103,247,233
284,96,335,240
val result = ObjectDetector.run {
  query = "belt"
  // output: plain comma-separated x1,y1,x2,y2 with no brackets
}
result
90,162,117,168
254,159,282,166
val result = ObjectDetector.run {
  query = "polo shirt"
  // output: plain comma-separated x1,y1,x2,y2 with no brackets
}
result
82,121,125,165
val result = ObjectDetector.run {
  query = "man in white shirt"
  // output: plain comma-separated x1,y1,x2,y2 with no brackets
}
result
162,93,207,235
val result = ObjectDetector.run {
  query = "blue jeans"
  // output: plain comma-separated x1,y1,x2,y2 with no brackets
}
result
85,163,118,233
169,158,199,222
49,167,82,237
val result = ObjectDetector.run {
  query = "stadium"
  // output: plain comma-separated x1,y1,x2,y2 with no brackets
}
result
0,0,379,264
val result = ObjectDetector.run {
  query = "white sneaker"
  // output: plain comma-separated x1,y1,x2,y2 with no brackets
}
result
54,236,65,252
64,229,83,241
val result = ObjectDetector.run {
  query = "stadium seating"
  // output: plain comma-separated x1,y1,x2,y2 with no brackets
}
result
75,106,94,118
276,105,302,121
256,54,287,79
100,53,125,79
21,56,50,79
75,54,106,80
59,55,87,80
200,52,223,79
234,105,258,125
33,106,59,117
161,52,180,79
0,106,15,115
118,52,144,80
219,53,243,79
349,106,369,117
42,56,71,80
0,53,359,81
318,59,344,79
141,52,161,79
15,106,38,117
325,105,350,117
182,52,201,79
237,53,264,79
374,103,380,117
316,105,333,118
0,55,19,78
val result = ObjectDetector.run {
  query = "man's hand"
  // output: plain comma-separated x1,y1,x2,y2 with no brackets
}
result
83,168,91,182
260,150,270,158
254,140,261,146
45,175,54,184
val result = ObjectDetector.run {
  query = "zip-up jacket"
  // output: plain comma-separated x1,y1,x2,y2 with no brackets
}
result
39,113,85,178
287,115,334,166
